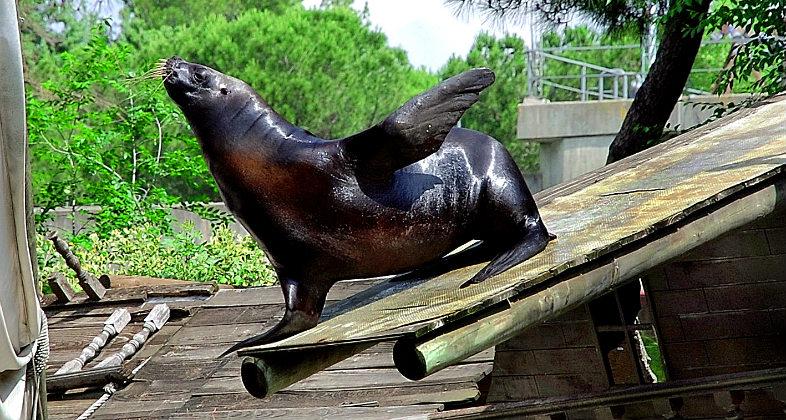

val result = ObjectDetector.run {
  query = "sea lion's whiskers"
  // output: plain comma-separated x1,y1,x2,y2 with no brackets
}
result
124,65,172,86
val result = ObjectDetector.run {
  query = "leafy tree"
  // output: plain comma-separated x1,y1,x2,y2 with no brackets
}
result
17,0,110,82
608,0,711,163
705,0,786,95
440,33,537,172
27,28,214,238
121,0,298,32
445,0,712,164
131,6,437,139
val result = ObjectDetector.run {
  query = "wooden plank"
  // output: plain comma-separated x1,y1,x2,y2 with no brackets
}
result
46,302,146,320
47,365,131,393
91,397,188,419
133,359,226,381
178,382,480,410
199,364,492,394
186,304,283,327
43,283,216,313
108,379,208,402
204,279,380,308
164,404,444,419
213,349,494,378
46,303,193,323
531,102,764,207
92,403,442,420
47,397,103,420
165,322,282,346
47,303,192,334
149,340,491,373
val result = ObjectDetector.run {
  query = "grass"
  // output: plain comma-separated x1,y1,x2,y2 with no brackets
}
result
640,330,666,382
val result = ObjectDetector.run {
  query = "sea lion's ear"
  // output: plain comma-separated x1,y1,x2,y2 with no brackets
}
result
340,68,495,179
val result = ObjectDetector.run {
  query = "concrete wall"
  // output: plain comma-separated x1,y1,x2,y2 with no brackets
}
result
42,203,248,240
519,95,752,189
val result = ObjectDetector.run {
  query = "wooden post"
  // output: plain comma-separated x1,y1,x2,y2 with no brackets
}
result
46,231,106,299
239,342,373,399
48,272,76,304
55,308,130,374
95,304,169,368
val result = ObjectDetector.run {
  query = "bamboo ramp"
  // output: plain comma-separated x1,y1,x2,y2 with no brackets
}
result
239,96,786,397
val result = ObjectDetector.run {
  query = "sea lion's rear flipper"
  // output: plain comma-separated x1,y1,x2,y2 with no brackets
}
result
219,278,329,357
340,68,495,178
460,229,556,289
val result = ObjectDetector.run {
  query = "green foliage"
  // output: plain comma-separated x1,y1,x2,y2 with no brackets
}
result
446,0,668,38
130,6,437,139
704,0,786,94
123,0,297,30
18,0,108,81
38,224,276,288
27,27,215,238
440,33,537,173
640,331,666,381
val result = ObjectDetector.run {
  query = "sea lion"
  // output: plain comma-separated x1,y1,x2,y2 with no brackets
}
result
161,57,554,356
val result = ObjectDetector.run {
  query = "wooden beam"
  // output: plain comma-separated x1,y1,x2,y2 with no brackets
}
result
427,367,786,419
240,342,375,399
47,232,106,300
48,272,76,303
393,178,786,380
47,366,132,394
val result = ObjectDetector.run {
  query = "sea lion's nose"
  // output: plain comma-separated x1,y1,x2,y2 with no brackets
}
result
167,56,185,69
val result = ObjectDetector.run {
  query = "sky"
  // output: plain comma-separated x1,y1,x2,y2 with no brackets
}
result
302,0,533,71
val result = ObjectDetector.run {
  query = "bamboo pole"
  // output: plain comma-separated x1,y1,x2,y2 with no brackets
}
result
393,179,786,380
240,341,374,398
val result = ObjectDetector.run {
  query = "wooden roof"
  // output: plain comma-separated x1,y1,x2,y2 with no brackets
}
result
44,280,492,419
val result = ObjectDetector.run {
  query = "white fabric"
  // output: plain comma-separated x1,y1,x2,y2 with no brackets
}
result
0,0,43,418
0,366,30,420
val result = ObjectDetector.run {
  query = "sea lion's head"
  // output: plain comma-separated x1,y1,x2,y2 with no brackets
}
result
162,57,249,134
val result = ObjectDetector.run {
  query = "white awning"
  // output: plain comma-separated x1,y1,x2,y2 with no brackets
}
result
0,0,43,417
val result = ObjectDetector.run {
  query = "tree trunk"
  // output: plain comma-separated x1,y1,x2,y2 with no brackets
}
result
607,0,712,164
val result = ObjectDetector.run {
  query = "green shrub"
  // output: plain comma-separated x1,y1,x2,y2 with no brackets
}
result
38,223,277,290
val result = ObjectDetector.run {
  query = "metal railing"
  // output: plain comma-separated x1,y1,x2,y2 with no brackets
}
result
533,51,637,100
527,41,733,102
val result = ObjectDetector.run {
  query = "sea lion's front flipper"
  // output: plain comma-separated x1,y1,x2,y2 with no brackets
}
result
219,278,329,357
340,68,495,178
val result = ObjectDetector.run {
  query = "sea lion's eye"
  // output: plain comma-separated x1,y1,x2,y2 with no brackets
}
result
192,72,206,84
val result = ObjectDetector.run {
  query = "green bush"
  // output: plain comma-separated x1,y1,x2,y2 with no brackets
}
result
38,223,277,289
